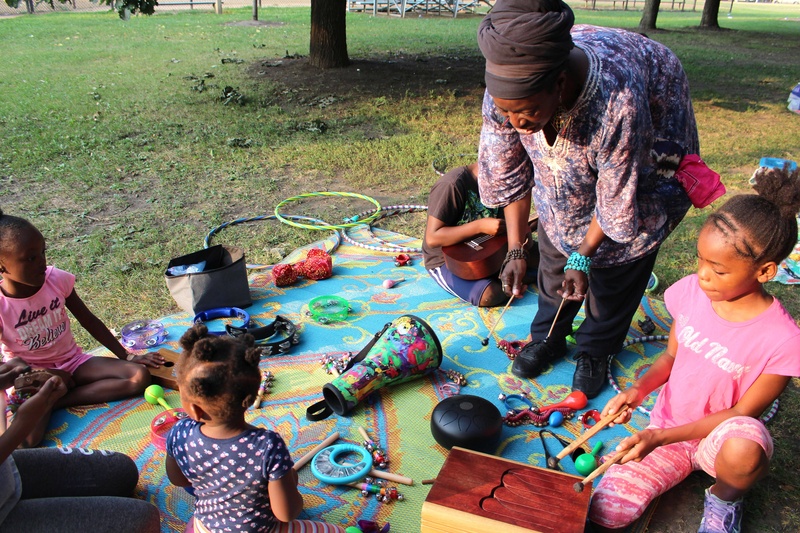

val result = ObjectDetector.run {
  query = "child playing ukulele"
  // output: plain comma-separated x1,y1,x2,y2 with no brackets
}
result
423,162,537,307
0,209,164,447
588,164,800,533
165,324,345,533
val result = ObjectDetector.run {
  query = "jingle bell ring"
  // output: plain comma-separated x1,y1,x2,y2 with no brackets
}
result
307,315,442,420
151,408,189,450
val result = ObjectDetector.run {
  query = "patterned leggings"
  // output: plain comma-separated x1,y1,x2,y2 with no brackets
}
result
588,416,772,529
190,517,346,533
273,521,347,533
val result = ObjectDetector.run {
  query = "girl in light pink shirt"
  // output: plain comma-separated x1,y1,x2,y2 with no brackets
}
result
588,164,800,533
0,209,165,446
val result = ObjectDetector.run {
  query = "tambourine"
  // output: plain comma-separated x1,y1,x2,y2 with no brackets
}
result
226,315,300,356
193,307,251,336
151,408,189,450
121,319,167,350
307,296,350,324
310,444,373,484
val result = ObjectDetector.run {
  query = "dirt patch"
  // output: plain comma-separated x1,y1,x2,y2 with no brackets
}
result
248,53,487,103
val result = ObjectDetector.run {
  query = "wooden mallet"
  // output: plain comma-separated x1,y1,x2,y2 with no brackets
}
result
481,294,515,346
573,448,627,493
546,404,628,470
293,431,340,471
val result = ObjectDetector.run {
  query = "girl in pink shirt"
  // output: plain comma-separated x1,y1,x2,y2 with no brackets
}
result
0,209,165,446
588,164,800,533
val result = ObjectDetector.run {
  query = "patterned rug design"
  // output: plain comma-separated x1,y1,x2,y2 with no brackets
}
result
42,229,671,532
772,215,800,284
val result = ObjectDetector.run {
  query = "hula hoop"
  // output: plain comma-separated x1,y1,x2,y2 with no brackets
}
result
204,214,341,270
608,334,779,423
341,205,428,254
275,192,382,231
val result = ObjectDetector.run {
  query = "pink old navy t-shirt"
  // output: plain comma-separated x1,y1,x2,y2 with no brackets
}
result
0,266,84,370
651,274,800,429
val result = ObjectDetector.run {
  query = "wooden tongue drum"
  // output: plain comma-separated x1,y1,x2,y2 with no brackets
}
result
147,348,182,390
421,447,591,533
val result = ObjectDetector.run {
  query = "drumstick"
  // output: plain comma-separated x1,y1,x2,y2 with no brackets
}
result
293,431,340,471
369,468,413,486
573,448,627,493
481,294,515,346
546,405,628,469
358,426,372,444
545,296,567,341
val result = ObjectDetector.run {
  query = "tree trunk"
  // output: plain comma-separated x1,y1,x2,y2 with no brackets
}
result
638,0,661,31
700,0,721,28
309,0,349,69
252,0,258,21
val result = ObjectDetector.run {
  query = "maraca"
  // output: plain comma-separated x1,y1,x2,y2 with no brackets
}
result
538,390,588,412
382,278,404,289
575,440,603,476
144,384,171,410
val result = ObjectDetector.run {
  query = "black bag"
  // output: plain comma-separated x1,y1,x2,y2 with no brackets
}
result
165,244,252,314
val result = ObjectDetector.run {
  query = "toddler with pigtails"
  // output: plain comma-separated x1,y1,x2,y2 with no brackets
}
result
165,323,346,533
588,163,800,533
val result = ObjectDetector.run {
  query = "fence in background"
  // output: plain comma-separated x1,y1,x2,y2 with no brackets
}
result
0,0,703,18
0,0,308,16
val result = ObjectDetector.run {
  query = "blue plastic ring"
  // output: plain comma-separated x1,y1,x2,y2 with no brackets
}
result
310,444,373,485
193,307,251,336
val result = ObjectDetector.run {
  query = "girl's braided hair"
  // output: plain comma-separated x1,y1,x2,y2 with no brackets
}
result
178,323,262,420
0,208,37,253
705,163,800,265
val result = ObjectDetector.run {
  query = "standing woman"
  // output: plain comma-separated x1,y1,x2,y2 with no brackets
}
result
477,0,698,398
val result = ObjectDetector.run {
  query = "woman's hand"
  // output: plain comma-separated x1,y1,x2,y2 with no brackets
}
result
500,259,528,298
559,270,588,301
128,351,166,368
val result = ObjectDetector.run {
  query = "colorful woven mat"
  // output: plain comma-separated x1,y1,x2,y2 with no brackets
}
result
42,228,670,532
772,215,800,284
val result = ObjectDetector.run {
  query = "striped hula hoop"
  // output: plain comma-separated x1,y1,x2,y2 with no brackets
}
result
607,334,779,423
341,205,428,253
275,192,382,231
204,214,341,270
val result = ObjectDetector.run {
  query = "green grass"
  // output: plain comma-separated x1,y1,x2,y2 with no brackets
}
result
2,5,800,529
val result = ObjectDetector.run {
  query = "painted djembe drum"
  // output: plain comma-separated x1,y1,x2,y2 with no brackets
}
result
309,315,442,419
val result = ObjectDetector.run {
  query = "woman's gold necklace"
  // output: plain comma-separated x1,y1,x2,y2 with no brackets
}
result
549,106,572,134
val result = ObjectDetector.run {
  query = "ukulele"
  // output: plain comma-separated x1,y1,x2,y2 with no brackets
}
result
442,233,508,281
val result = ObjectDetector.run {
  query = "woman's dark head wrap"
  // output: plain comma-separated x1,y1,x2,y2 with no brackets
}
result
478,0,575,99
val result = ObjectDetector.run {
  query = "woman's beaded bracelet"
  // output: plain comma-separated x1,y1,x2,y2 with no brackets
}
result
564,252,592,275
500,247,528,273
505,247,528,262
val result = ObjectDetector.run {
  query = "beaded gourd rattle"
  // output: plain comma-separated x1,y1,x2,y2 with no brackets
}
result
499,390,587,427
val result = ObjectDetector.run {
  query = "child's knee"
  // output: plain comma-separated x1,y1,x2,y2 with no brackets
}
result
132,365,151,390
478,281,508,307
717,437,768,476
